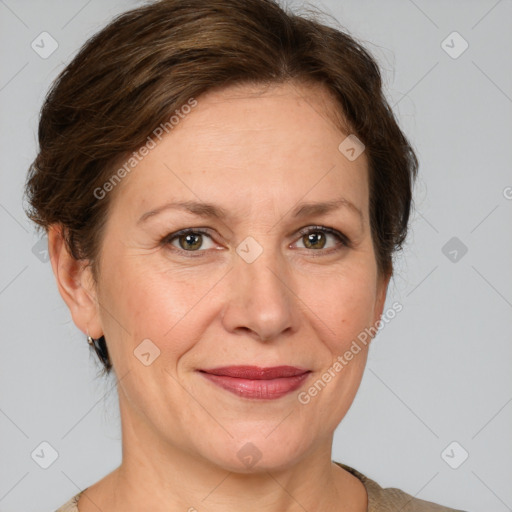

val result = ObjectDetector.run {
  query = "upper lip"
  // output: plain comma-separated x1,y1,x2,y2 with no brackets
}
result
199,365,310,380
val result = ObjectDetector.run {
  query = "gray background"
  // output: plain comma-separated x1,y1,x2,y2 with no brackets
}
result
1,1,511,511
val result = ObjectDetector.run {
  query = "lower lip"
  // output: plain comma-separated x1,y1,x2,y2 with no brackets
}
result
199,372,310,400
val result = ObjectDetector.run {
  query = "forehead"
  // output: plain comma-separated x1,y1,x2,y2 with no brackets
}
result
108,81,369,223
181,80,351,143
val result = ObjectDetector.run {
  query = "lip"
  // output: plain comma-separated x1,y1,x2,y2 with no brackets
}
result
198,365,311,400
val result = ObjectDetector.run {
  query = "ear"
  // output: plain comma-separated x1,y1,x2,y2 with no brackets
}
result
372,271,391,328
47,224,103,339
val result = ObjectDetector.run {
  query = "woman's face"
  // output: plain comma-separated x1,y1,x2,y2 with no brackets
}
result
80,81,389,471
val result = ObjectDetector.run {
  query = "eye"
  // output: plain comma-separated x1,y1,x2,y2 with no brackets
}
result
161,225,350,258
162,228,216,256
292,225,350,255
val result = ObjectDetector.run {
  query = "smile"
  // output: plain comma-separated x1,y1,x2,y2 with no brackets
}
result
197,365,311,400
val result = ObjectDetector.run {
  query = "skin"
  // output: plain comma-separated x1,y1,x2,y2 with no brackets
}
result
49,81,390,512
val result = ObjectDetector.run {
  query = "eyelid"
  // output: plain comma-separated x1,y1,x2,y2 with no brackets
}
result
294,225,351,249
161,225,351,256
161,227,218,257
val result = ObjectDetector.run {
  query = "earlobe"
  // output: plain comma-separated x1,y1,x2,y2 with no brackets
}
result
47,224,103,339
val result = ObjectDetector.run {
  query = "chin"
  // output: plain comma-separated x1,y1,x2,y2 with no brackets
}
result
197,428,313,474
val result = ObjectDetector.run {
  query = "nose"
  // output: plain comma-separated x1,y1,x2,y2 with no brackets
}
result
220,241,299,342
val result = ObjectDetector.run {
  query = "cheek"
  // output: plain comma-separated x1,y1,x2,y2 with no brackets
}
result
305,271,376,417
301,264,378,349
100,257,211,368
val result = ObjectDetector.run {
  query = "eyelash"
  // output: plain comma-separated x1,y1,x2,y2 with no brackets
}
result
161,225,351,258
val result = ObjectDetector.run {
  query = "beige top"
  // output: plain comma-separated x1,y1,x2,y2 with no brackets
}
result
55,462,467,511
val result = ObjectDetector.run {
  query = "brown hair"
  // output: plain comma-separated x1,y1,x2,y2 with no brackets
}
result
24,0,418,376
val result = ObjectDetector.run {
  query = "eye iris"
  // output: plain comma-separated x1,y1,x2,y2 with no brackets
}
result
179,233,202,251
174,229,333,252
303,231,326,249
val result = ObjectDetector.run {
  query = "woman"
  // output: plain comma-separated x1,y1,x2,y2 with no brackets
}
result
24,0,467,510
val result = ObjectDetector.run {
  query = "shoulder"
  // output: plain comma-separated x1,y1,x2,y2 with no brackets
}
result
54,489,86,512
334,462,468,512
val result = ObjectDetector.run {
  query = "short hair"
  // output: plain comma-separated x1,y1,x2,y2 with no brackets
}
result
24,0,418,375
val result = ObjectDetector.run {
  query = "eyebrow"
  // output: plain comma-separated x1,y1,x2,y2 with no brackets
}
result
137,198,363,225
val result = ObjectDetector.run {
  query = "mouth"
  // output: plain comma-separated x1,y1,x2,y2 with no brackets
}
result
197,365,311,400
